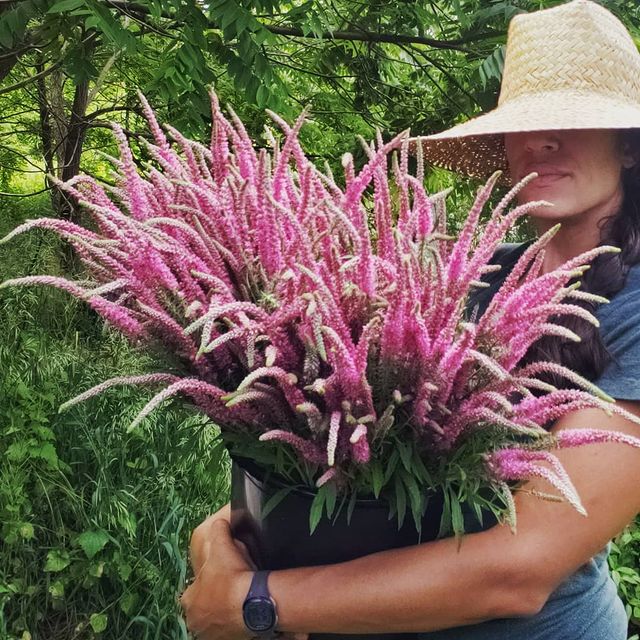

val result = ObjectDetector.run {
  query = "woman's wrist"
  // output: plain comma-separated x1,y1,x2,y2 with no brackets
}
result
231,569,255,636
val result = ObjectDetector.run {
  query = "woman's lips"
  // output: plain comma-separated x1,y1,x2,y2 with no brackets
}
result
527,173,569,187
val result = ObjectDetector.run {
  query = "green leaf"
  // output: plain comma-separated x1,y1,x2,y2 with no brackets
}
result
88,560,105,578
234,9,249,34
260,486,294,520
64,46,99,83
371,462,383,499
346,489,358,525
411,452,433,485
85,0,136,51
325,481,337,519
117,561,132,582
48,579,65,598
44,550,70,573
471,501,484,527
76,530,109,559
394,474,407,530
253,25,275,46
89,612,108,633
397,441,412,473
0,21,12,48
309,486,326,535
450,490,465,537
6,441,28,462
48,0,85,12
19,523,34,540
331,490,349,525
256,84,269,108
220,5,239,30
438,488,452,538
32,442,58,467
382,449,399,485
401,471,423,533
119,591,138,614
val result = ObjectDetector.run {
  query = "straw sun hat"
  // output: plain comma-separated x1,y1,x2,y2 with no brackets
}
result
413,0,640,183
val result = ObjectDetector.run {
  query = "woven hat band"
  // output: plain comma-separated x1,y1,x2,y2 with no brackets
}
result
500,1,640,107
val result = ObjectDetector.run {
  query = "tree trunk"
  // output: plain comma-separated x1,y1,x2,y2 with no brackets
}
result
57,74,90,221
35,54,93,272
35,58,57,211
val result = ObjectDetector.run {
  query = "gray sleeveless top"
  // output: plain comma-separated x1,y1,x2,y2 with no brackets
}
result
418,241,639,640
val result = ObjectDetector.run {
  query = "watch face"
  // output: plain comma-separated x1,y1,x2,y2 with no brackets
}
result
243,597,276,632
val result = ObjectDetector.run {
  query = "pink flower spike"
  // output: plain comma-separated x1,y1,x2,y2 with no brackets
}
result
58,373,180,413
128,378,226,431
555,429,640,450
490,448,586,515
316,468,337,487
259,430,325,464
350,423,368,444
327,411,341,466
88,296,145,338
351,434,371,464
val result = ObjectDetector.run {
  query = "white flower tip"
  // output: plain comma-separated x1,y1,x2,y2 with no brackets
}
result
265,346,277,367
126,418,142,433
315,468,336,487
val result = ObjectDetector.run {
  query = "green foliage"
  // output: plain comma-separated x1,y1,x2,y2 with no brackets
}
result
610,523,640,636
0,200,229,639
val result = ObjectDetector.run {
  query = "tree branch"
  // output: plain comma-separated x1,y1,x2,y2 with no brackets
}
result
104,0,501,52
0,186,52,197
84,104,143,120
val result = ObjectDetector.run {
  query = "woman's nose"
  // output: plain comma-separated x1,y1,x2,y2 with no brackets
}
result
522,132,560,153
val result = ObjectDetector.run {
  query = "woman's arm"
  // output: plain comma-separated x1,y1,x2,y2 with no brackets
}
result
182,401,640,637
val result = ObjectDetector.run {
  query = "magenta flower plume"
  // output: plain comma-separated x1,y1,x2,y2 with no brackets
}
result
5,91,639,522
58,373,181,413
555,428,640,449
259,430,326,464
489,448,587,516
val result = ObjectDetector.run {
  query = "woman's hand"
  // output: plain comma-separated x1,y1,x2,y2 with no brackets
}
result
180,503,253,640
180,504,308,640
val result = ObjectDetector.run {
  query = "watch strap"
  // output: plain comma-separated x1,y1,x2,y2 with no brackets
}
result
247,570,271,599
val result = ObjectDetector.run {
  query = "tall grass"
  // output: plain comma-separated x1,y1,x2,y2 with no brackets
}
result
0,196,229,639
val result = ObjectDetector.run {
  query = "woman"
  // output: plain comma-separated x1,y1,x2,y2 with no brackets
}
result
180,1,640,638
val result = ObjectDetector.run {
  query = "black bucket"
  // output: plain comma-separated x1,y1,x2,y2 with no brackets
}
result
230,457,445,640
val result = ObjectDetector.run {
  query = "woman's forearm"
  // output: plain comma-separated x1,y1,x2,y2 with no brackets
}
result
268,523,543,635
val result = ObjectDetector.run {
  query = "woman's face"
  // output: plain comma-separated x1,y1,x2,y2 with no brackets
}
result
504,129,633,223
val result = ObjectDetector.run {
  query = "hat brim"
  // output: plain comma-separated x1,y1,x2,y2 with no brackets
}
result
411,89,640,184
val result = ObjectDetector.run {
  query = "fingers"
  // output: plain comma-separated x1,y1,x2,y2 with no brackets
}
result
212,502,231,523
189,502,231,574
234,539,257,570
189,529,210,575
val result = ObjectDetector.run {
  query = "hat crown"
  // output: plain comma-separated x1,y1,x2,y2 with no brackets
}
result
499,0,640,107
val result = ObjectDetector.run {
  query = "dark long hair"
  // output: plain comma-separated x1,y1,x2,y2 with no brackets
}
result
523,130,640,384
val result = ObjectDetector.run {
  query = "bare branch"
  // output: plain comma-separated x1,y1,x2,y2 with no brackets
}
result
0,186,52,197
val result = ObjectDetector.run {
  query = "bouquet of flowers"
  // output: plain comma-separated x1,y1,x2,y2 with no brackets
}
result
4,91,640,537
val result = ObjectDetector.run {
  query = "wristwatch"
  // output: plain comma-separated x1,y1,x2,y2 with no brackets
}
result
242,570,279,637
